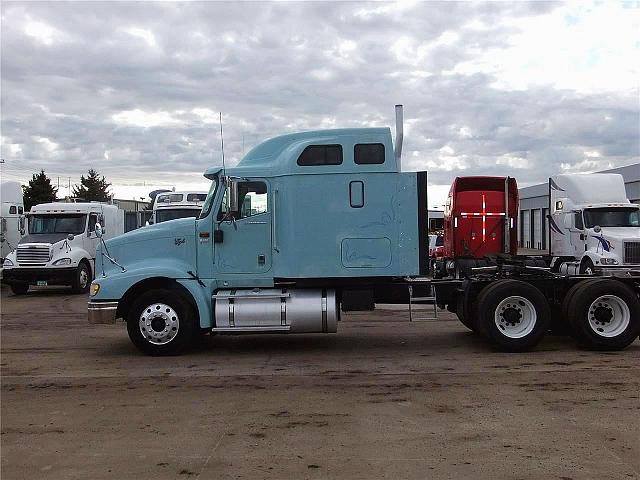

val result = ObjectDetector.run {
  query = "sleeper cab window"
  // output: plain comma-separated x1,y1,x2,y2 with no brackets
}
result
9,206,17,214
297,145,343,166
354,143,385,165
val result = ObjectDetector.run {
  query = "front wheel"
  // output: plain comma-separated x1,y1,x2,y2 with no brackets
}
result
475,280,551,352
126,289,197,356
10,283,29,295
567,279,640,350
71,262,91,293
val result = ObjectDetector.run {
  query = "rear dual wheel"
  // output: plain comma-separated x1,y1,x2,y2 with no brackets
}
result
563,279,640,350
474,280,551,352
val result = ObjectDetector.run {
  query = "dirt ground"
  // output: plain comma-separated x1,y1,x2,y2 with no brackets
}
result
1,286,639,480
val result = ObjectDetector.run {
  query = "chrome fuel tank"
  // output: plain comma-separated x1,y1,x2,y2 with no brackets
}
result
213,288,338,333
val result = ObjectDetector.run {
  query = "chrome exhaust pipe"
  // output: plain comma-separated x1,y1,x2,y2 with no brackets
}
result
395,104,403,171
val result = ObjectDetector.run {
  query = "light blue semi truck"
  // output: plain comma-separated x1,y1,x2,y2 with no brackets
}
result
88,108,640,355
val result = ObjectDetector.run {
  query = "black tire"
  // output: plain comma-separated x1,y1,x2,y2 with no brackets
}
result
71,261,91,294
579,258,595,275
566,279,640,351
455,291,478,333
475,279,551,352
560,279,599,329
10,283,29,295
126,288,197,356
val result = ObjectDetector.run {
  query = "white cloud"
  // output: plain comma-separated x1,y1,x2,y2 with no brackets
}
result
126,27,157,47
112,109,181,128
34,136,58,152
452,3,640,94
24,18,61,45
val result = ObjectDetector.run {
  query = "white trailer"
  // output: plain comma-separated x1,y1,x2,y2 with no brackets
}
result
549,173,640,275
150,191,207,224
2,202,124,294
0,181,26,263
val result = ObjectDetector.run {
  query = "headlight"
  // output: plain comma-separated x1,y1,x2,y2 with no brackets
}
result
90,283,100,297
600,258,619,265
2,258,14,267
53,258,72,266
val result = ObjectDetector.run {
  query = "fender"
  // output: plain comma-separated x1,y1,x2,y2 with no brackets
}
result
55,246,93,271
91,258,214,328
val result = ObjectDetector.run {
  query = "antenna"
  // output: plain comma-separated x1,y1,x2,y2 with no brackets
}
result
219,112,226,176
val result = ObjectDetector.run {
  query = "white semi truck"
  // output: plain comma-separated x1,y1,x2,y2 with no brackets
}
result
0,181,26,263
150,190,207,224
548,173,640,275
2,202,124,294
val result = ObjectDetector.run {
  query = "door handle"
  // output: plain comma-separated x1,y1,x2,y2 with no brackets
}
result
258,254,266,265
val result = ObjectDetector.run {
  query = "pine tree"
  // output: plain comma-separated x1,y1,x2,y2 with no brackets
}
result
72,169,111,202
22,170,58,211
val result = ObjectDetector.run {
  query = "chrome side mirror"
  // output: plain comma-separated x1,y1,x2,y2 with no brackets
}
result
229,178,239,213
94,223,103,238
593,225,602,233
67,233,75,241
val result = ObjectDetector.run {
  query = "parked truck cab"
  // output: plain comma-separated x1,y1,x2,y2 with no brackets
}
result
88,124,432,355
0,181,26,264
150,190,208,224
2,202,124,294
549,174,640,275
435,176,519,277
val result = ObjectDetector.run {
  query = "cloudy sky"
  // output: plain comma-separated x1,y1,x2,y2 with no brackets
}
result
1,1,639,207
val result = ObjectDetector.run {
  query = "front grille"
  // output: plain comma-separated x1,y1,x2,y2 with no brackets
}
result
16,244,51,265
624,242,640,264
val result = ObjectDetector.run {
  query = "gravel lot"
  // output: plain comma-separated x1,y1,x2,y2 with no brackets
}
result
1,286,639,479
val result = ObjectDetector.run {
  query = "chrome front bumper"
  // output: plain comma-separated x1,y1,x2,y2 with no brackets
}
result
88,301,119,324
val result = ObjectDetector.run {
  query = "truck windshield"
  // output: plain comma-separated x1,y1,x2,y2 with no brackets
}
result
198,179,218,219
583,208,640,228
28,214,87,234
156,209,201,223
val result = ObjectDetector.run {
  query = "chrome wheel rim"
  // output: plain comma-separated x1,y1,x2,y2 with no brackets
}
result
587,295,630,338
79,268,89,289
139,303,179,344
494,296,537,339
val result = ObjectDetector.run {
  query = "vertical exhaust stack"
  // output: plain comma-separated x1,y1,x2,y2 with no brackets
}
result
395,104,404,172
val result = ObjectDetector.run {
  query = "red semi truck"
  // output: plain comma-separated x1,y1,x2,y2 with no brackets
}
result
435,176,520,277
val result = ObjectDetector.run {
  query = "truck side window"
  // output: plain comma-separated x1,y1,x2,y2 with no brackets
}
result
297,145,343,166
239,182,268,219
18,206,23,214
574,211,584,230
9,206,16,214
217,182,268,220
88,214,98,233
354,143,385,164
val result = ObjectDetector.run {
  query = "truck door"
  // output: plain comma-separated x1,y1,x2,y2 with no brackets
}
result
216,180,272,274
568,210,585,255
86,213,100,259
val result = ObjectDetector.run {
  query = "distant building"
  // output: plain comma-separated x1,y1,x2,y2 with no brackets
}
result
518,163,639,250
112,198,151,232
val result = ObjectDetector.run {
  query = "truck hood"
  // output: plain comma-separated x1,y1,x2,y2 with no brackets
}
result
106,217,196,248
18,233,69,245
591,227,640,241
98,217,197,277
